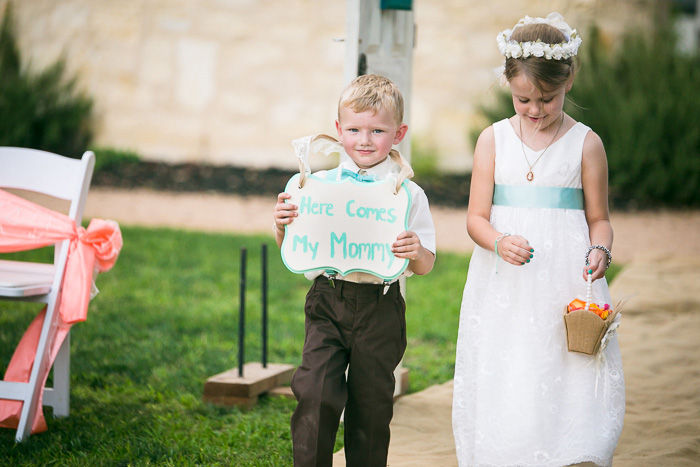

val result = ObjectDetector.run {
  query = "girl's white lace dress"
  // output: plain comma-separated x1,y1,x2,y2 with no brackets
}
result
452,119,625,467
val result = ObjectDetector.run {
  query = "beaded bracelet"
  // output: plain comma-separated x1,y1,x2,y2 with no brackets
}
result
586,244,612,269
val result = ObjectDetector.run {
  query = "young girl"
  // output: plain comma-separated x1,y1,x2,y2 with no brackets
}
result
452,13,624,467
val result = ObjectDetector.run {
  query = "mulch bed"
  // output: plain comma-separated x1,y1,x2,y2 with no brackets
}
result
92,161,471,209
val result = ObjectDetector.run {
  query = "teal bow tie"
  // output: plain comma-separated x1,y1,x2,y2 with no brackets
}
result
341,168,376,183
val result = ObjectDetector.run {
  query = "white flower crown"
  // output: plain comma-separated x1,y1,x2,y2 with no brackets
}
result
497,12,582,60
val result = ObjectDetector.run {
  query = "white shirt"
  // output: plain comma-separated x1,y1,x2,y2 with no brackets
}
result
304,156,436,283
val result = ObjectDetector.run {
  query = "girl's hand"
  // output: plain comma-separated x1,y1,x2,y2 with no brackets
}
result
496,234,534,266
583,248,607,281
273,192,297,232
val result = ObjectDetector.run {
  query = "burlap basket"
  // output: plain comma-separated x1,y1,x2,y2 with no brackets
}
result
563,307,616,355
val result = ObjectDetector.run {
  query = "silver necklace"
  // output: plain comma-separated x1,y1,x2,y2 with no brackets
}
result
519,113,565,182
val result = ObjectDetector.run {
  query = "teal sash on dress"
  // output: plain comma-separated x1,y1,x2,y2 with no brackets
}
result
493,184,584,210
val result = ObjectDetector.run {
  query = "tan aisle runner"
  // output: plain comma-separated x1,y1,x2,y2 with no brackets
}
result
332,380,457,466
608,256,700,467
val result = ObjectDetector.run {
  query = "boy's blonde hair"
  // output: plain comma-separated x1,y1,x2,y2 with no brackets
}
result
338,74,404,126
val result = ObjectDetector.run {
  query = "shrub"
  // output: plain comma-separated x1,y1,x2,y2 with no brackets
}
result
570,26,700,208
0,3,93,158
90,146,141,173
472,22,700,208
411,137,440,177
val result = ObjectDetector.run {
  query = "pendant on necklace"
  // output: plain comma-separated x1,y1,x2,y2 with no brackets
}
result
519,113,565,184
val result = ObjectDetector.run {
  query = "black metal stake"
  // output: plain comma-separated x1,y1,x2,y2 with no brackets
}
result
261,243,268,368
238,247,247,377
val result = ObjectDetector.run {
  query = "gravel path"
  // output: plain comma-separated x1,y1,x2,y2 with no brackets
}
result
85,188,700,264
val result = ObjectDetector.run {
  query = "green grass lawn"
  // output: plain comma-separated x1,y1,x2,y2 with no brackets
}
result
0,226,621,465
0,227,467,465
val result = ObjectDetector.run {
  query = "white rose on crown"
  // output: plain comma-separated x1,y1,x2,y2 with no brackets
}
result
507,43,522,58
551,44,564,60
530,42,545,57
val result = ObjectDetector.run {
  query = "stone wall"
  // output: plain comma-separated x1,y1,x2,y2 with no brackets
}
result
1,0,654,172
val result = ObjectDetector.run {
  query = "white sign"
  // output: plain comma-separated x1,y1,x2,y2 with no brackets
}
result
281,173,412,281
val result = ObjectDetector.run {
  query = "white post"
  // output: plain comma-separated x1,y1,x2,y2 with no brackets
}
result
343,0,415,163
344,0,415,398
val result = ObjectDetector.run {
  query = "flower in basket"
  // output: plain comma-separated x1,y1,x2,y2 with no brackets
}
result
566,299,612,319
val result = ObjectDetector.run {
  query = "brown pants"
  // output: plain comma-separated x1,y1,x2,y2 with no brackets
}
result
291,277,407,467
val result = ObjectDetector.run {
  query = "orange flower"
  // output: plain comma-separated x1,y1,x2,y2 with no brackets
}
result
567,299,612,320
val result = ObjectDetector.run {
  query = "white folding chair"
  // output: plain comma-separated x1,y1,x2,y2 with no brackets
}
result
0,147,95,442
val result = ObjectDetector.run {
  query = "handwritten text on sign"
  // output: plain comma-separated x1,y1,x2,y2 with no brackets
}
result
281,173,412,280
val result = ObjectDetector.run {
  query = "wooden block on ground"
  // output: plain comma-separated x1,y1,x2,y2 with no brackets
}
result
267,385,295,400
203,362,295,406
394,367,409,401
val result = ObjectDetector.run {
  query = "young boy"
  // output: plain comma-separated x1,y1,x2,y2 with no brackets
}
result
273,74,436,467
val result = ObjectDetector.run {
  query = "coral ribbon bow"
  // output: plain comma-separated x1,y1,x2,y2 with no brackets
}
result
62,218,122,322
0,188,123,323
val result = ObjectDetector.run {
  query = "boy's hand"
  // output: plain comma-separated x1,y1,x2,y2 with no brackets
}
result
391,231,422,260
274,192,297,228
392,231,434,275
273,192,297,246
